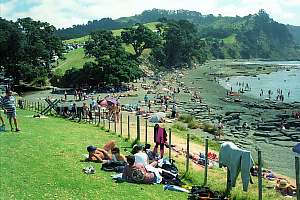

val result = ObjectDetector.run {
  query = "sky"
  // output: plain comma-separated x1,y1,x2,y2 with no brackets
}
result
1,0,300,28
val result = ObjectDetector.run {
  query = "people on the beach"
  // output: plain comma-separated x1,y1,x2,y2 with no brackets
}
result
216,121,224,139
0,90,20,132
64,90,67,101
171,103,177,118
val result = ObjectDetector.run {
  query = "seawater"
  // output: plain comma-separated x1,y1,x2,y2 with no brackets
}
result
219,62,300,103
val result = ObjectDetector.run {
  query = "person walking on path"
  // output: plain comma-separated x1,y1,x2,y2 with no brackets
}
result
171,103,177,118
0,90,20,132
64,90,67,101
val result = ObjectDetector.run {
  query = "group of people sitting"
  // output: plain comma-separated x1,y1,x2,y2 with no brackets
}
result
85,140,180,185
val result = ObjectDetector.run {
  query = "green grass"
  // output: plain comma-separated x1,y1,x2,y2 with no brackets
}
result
223,34,237,45
64,35,91,44
63,22,161,44
0,110,187,200
54,48,94,76
0,110,289,199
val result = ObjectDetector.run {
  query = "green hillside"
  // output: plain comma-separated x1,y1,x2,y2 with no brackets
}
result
55,22,159,76
222,34,237,45
55,48,93,76
64,22,160,44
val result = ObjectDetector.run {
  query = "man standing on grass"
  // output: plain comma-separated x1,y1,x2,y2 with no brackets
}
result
0,90,20,132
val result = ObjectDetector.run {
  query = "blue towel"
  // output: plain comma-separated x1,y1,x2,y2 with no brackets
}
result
293,143,300,154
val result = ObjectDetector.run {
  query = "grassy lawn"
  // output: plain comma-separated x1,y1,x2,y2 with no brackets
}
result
0,110,187,200
0,109,290,200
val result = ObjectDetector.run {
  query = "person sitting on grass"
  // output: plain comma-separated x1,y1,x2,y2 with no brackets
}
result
143,144,158,162
122,155,157,184
132,144,157,167
111,147,126,162
0,90,20,132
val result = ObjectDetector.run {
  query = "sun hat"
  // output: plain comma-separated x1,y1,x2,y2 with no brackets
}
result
87,145,97,152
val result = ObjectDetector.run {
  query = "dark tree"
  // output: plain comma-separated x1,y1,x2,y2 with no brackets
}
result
0,17,63,84
121,24,161,59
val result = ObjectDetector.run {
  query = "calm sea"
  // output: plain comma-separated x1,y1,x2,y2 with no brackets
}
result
219,61,300,103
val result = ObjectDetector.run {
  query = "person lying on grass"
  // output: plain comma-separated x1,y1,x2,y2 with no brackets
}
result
87,140,123,163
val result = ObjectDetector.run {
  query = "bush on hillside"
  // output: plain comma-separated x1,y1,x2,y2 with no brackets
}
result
203,122,217,134
172,122,188,131
178,114,194,123
187,120,202,129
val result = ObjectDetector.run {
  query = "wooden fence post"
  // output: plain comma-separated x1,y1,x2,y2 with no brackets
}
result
258,149,263,200
127,115,130,139
103,114,106,128
296,156,300,200
204,137,208,186
136,115,140,141
185,133,190,173
145,119,148,144
120,113,123,136
114,118,117,133
98,108,101,126
169,128,172,161
108,117,111,132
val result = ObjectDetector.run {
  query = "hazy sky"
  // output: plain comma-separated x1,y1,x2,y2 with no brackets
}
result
1,0,300,28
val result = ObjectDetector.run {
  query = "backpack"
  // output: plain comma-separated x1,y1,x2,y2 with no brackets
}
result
161,160,178,175
101,161,126,172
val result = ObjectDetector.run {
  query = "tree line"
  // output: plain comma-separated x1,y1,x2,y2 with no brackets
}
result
2,10,300,89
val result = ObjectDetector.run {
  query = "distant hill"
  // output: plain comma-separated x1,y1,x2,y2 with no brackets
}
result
56,18,126,40
56,9,300,60
287,25,300,45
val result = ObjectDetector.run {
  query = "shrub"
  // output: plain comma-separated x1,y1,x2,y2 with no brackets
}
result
178,114,194,123
187,120,201,129
172,122,188,131
203,122,217,134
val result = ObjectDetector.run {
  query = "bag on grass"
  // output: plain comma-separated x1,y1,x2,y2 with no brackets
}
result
101,161,126,172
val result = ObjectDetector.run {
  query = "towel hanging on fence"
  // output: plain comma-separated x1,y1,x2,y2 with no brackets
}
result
219,142,254,192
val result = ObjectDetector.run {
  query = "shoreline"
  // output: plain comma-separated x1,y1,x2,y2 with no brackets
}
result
175,60,299,179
